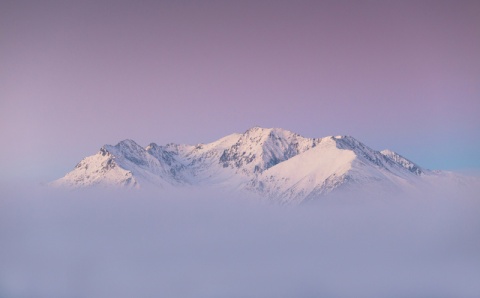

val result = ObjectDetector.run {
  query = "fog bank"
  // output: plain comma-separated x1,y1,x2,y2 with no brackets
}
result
1,185,479,298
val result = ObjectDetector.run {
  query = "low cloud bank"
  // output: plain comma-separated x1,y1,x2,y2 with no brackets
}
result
1,184,479,298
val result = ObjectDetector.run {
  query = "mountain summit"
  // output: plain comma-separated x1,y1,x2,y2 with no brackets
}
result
52,127,436,204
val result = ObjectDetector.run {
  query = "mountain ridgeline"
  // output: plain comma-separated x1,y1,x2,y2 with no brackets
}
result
52,127,435,204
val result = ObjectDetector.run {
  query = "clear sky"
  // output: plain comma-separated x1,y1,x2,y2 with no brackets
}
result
1,0,479,183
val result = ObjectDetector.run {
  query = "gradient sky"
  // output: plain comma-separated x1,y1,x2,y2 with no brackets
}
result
1,0,479,183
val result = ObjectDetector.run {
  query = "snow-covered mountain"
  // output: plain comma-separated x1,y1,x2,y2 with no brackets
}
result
52,127,442,203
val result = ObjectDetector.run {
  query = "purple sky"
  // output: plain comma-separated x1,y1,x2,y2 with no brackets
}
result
1,0,479,182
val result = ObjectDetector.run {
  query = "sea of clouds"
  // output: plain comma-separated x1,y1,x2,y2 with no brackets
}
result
1,182,479,298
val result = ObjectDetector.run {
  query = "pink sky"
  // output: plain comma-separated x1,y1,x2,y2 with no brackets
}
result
1,0,479,182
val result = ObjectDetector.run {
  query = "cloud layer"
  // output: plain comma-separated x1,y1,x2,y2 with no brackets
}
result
1,185,479,298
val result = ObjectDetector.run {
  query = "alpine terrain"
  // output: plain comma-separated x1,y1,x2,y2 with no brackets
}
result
52,127,446,204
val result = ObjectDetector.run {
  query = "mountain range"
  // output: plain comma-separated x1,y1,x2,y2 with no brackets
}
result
52,127,447,204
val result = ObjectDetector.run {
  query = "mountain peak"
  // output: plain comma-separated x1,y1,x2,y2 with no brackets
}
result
145,142,161,152
245,125,265,131
243,126,272,137
114,139,143,149
219,127,319,173
52,127,437,204
244,126,299,137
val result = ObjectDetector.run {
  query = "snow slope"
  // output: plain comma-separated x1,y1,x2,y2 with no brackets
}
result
52,127,445,204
